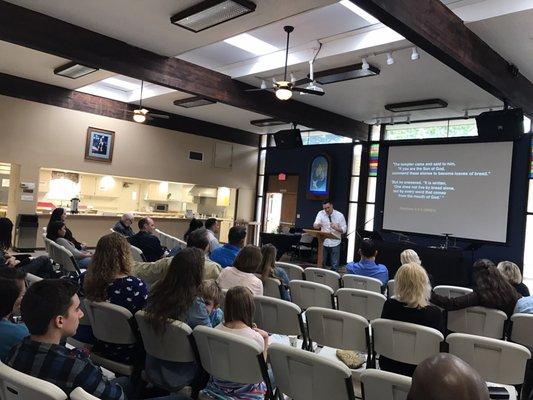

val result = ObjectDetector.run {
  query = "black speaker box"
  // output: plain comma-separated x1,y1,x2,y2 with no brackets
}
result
475,108,524,140
273,128,303,149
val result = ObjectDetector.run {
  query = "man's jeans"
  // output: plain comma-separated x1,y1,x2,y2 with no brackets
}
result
323,244,341,271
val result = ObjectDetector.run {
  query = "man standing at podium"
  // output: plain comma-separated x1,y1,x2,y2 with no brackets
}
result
313,200,346,271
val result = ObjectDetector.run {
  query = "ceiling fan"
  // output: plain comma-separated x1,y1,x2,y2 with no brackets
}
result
246,26,325,100
128,81,170,123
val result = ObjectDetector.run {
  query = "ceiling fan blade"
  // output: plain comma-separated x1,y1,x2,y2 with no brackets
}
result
245,87,268,92
293,77,311,87
292,87,325,96
150,113,170,119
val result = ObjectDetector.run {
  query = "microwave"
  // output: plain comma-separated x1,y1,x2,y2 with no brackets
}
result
154,203,169,212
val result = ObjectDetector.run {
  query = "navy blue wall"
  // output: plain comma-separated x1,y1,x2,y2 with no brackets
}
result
265,143,352,228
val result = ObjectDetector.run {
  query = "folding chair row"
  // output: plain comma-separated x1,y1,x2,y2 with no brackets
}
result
303,267,384,294
154,229,186,250
130,245,147,262
45,237,82,275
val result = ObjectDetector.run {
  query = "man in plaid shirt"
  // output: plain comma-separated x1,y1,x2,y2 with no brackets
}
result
6,280,126,400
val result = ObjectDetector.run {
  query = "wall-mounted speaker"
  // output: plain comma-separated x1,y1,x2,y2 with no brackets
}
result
273,128,302,149
475,108,524,140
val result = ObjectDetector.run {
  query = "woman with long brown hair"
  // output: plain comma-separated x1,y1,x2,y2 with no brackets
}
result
217,245,264,296
257,244,290,300
83,232,148,363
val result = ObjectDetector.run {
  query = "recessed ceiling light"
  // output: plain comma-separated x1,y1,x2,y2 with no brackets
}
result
339,0,379,25
173,97,216,108
171,0,257,33
224,33,278,56
54,62,98,79
385,99,448,112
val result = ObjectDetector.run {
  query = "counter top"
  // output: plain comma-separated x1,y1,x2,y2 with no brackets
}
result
36,212,234,221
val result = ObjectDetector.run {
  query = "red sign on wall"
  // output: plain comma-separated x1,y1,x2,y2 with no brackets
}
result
278,173,286,181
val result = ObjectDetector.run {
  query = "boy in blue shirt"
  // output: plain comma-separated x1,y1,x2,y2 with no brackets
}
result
346,239,389,287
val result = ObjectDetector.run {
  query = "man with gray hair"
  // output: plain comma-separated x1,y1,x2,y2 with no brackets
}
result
112,213,135,237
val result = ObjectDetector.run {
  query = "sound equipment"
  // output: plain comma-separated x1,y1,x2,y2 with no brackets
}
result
273,128,302,149
475,108,524,140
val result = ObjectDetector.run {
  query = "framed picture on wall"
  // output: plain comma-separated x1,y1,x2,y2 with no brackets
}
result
307,154,331,200
85,127,115,163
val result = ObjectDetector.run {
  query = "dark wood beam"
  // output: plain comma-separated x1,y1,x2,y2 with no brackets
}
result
351,0,533,115
0,72,259,147
0,1,369,140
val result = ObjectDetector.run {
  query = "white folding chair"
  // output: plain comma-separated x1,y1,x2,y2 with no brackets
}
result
193,325,275,399
386,280,395,298
254,273,283,299
130,245,147,262
360,369,411,400
433,285,473,298
25,273,43,286
447,333,531,385
446,306,507,339
70,387,100,400
275,262,305,281
305,268,341,291
83,300,138,376
135,310,199,392
371,318,444,369
342,275,382,294
306,307,371,370
254,295,309,349
0,361,67,400
67,300,93,349
289,280,335,310
336,288,386,321
49,241,81,274
510,313,533,348
269,343,356,400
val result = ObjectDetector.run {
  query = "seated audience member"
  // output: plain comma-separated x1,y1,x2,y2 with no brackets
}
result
131,256,173,288
431,259,533,317
497,261,530,297
200,280,224,327
407,354,489,400
210,226,246,268
113,213,135,237
84,233,148,364
144,247,213,390
48,207,85,250
128,217,165,262
380,262,444,376
187,228,222,280
0,276,29,361
183,218,203,242
346,239,389,287
0,217,56,278
47,221,92,269
202,286,269,399
400,249,421,265
205,218,222,254
217,245,264,296
6,280,127,399
258,244,290,301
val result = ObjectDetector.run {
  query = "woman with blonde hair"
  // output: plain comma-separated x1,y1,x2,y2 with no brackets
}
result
400,249,421,265
380,262,444,376
84,232,148,363
497,261,530,297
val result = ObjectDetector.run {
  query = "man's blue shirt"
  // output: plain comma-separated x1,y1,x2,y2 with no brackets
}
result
346,258,389,286
210,244,240,268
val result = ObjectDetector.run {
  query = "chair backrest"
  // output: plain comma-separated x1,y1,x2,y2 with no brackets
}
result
275,262,305,281
510,313,533,348
135,310,195,363
360,369,411,400
372,318,444,365
342,275,382,293
299,233,315,244
25,273,43,287
70,387,100,400
255,274,282,299
49,241,80,274
289,280,335,310
130,245,146,262
193,325,266,385
446,306,507,339
254,295,305,337
0,361,67,400
336,288,386,321
447,332,531,385
386,280,395,298
433,285,473,298
306,307,369,353
109,228,116,233
269,343,355,400
43,234,52,255
305,268,341,291
83,300,136,344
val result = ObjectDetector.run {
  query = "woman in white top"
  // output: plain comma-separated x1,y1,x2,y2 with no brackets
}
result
46,221,92,269
217,245,263,296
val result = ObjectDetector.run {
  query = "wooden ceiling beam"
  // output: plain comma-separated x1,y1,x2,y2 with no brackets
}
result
351,0,533,115
0,1,369,140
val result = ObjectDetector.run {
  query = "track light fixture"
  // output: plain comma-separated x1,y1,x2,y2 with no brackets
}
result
411,47,420,61
361,57,369,70
386,52,394,65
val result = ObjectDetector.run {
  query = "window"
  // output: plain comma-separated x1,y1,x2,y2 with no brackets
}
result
347,144,362,262
254,148,266,245
524,137,533,280
301,131,352,145
385,119,478,140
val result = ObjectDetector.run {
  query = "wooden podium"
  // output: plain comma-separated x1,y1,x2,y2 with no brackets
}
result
303,229,339,267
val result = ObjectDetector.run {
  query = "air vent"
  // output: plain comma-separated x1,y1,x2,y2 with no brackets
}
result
189,151,204,162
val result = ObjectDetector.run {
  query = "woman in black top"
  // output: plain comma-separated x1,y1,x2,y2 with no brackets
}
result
47,208,85,250
380,262,444,376
183,218,203,242
497,261,530,297
431,259,521,318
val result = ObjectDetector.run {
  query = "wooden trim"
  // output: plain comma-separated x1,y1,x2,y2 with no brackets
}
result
351,0,533,115
0,0,369,140
84,127,115,163
0,72,258,147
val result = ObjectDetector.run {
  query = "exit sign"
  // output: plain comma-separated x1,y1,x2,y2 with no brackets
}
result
278,173,286,181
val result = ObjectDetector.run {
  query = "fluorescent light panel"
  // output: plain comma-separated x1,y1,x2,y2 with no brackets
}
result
171,0,256,33
385,99,448,112
54,62,98,79
174,97,216,108
339,0,380,24
224,33,278,56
